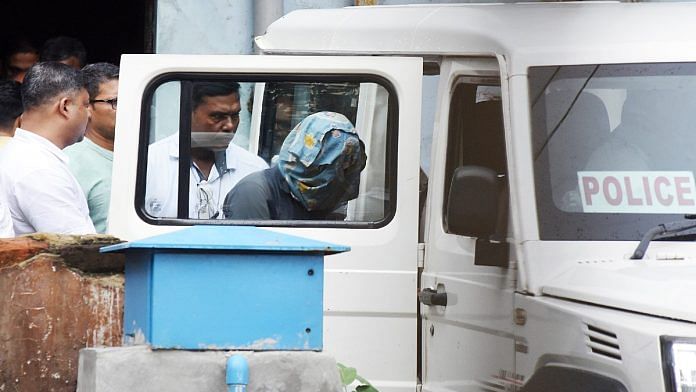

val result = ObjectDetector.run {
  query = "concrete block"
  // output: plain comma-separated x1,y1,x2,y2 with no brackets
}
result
77,346,343,392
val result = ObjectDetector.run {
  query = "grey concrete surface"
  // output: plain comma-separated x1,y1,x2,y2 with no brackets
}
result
77,346,343,392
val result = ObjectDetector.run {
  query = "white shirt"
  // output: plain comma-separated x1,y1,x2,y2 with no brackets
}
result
0,129,96,235
0,197,14,237
145,133,268,219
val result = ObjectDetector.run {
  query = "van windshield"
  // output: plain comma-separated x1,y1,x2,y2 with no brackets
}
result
530,63,696,240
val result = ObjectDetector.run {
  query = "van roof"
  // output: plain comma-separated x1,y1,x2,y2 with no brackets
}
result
256,2,696,74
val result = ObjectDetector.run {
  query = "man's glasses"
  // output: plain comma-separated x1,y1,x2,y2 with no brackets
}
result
196,181,219,219
91,98,118,110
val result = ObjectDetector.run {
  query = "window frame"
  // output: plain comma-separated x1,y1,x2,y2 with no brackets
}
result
441,76,506,235
135,71,400,229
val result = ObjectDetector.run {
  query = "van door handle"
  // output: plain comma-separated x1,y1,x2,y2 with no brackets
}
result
418,288,447,306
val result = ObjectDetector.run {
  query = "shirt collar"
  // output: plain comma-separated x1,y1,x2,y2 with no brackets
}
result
14,128,69,164
166,132,240,173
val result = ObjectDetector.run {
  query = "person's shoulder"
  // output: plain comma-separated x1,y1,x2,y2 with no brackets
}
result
223,169,272,217
0,136,11,149
146,134,180,168
64,139,91,158
227,170,273,205
234,169,268,189
148,133,178,153
3,134,38,155
1,137,51,174
227,143,269,169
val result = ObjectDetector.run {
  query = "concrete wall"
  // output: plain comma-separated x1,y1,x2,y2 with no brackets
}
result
156,0,254,55
77,347,343,392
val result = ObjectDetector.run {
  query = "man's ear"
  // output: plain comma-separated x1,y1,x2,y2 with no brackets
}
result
13,116,21,129
58,96,72,120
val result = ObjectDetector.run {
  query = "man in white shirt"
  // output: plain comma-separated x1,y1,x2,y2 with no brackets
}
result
0,198,14,237
145,81,267,219
0,62,95,235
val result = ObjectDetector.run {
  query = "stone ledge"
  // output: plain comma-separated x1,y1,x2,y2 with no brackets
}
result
0,233,125,273
77,346,343,392
0,252,124,392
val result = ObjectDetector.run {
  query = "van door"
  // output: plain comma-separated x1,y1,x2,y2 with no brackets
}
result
420,57,517,392
109,54,422,392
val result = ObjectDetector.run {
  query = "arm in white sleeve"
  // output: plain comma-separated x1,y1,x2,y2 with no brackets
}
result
14,168,96,235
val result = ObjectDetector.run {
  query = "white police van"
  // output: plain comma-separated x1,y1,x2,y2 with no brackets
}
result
109,3,696,391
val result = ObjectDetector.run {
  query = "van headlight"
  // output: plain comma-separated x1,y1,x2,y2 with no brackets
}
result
662,337,696,392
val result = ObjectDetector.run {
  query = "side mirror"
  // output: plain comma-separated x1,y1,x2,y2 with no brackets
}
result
446,166,499,237
446,165,509,268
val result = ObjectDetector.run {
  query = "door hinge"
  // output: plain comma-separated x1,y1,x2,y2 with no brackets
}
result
417,242,425,268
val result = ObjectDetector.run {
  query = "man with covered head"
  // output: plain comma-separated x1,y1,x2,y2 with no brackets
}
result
145,81,267,219
223,111,367,220
0,62,95,234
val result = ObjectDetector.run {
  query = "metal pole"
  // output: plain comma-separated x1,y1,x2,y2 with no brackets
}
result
254,0,284,47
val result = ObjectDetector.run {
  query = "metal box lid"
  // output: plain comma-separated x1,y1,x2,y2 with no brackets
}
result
101,225,349,254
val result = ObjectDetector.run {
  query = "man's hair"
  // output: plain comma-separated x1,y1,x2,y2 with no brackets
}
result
21,62,84,110
81,63,119,100
192,81,240,110
3,38,38,77
4,37,38,59
0,80,23,129
40,36,87,67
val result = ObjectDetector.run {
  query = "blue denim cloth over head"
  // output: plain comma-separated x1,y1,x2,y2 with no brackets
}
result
277,111,367,212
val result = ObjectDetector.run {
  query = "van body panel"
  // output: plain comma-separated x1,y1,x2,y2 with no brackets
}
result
257,3,696,73
514,295,696,392
110,3,696,391
420,56,515,391
111,54,423,391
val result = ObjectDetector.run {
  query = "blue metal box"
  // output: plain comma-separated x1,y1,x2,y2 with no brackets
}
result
101,226,348,350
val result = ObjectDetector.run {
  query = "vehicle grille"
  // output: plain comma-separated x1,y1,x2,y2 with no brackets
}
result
584,323,621,361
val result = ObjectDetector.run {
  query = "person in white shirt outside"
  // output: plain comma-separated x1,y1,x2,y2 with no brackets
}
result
64,63,118,233
0,213,13,237
0,80,23,150
0,80,23,237
0,62,95,235
0,193,13,237
145,81,268,219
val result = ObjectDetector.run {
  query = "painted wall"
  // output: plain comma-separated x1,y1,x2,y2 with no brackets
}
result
156,0,254,55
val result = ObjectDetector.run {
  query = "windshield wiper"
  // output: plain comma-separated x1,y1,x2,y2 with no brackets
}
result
631,215,696,259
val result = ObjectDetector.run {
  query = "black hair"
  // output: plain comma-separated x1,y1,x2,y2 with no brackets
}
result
0,80,22,129
191,81,240,110
2,37,39,79
40,36,87,68
21,62,84,110
3,37,38,59
81,62,119,100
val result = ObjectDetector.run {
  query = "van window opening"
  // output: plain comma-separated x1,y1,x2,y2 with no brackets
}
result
137,73,398,229
442,80,506,235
